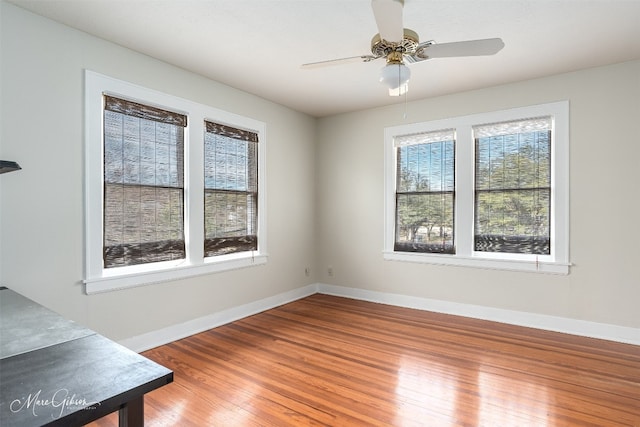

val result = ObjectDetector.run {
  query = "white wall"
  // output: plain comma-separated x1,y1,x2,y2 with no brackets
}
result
0,2,318,341
316,59,640,330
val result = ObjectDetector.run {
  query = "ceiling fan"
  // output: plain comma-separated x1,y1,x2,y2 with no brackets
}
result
301,0,505,96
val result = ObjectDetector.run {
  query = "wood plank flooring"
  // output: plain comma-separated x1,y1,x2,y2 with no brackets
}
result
88,294,640,426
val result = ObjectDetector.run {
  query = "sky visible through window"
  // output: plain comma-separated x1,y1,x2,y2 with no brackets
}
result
395,136,455,254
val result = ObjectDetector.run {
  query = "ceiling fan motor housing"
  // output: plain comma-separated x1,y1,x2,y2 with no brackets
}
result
371,28,419,63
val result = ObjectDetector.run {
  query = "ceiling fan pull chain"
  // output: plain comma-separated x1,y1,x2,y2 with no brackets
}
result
403,89,408,120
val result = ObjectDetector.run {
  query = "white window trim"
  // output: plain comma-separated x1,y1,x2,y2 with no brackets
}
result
383,101,570,274
84,70,267,294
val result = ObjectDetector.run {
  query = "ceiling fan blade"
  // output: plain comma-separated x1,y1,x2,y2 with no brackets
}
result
301,55,379,69
371,0,405,43
409,38,505,62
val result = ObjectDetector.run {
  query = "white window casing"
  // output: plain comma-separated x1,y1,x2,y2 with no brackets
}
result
383,101,570,274
84,70,267,294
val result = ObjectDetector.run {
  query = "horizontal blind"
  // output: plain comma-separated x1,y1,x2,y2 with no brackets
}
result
394,129,455,147
204,121,258,257
395,129,455,254
104,95,187,127
474,116,551,138
103,95,187,268
205,121,258,143
473,116,551,254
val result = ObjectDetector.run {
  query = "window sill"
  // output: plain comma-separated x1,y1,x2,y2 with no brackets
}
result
84,253,268,294
383,251,570,275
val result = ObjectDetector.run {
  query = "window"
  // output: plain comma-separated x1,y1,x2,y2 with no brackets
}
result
384,102,569,274
394,130,455,254
474,118,551,255
103,96,187,267
204,121,258,257
85,71,267,293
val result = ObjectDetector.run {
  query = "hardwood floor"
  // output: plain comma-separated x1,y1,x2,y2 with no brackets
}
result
88,294,640,426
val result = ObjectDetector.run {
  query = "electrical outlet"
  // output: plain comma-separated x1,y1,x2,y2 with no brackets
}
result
327,266,334,277
304,267,311,277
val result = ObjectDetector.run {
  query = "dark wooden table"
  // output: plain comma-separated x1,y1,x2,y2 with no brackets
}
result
0,287,173,426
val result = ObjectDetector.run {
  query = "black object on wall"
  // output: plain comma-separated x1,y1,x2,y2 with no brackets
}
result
0,161,21,174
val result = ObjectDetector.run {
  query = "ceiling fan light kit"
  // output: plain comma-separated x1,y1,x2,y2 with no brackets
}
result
301,0,504,97
374,30,415,96
380,62,410,96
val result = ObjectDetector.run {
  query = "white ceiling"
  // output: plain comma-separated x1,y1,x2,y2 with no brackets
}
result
8,0,640,117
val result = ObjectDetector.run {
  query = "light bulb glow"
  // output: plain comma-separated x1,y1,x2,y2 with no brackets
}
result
379,63,410,96
388,83,409,96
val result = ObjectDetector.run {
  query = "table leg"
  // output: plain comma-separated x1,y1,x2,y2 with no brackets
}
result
118,396,144,427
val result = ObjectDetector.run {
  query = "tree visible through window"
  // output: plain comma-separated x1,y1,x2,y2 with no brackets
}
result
474,117,551,255
85,71,268,292
394,129,455,254
384,102,568,273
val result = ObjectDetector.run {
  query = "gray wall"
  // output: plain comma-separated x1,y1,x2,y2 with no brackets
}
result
2,1,638,343
0,2,318,341
316,59,640,329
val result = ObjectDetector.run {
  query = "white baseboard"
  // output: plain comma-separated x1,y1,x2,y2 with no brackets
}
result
119,282,639,352
119,284,318,352
317,283,640,346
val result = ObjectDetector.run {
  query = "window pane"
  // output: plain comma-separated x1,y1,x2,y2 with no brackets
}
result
203,190,257,255
104,185,185,267
474,118,551,255
395,136,455,254
395,193,454,253
103,97,185,268
474,189,550,254
204,122,258,257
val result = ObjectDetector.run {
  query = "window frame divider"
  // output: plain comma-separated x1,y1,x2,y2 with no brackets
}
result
456,124,474,258
383,101,570,274
84,70,268,294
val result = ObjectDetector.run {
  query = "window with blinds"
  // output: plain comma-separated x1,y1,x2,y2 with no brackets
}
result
204,121,258,257
474,117,551,255
394,129,455,254
384,101,568,274
103,95,186,268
